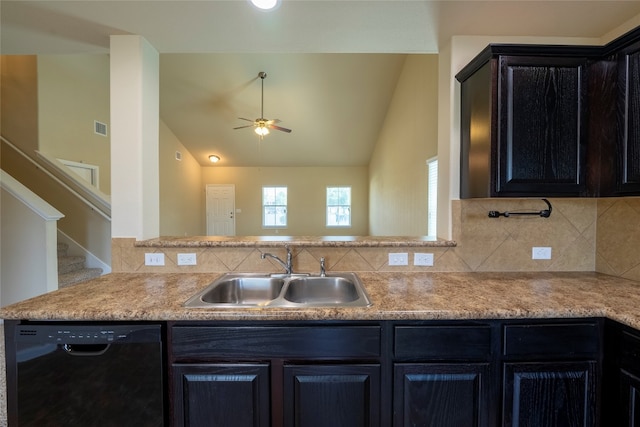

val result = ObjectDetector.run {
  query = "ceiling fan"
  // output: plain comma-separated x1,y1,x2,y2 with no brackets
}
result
234,71,292,137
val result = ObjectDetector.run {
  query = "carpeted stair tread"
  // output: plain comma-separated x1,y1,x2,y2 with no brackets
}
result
57,241,103,288
58,255,86,274
58,268,103,288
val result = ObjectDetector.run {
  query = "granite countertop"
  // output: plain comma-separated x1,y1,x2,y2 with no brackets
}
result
136,235,457,248
2,272,640,329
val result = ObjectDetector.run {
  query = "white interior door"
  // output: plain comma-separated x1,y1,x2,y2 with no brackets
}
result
206,184,236,236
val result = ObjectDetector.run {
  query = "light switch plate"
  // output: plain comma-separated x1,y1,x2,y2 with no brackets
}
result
532,247,552,260
389,253,409,266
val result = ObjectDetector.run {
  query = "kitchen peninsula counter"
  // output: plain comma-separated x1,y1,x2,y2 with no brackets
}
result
135,235,457,248
2,272,640,329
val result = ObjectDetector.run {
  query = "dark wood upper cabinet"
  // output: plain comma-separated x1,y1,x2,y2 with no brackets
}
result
497,56,587,196
615,39,640,194
457,26,640,198
458,47,592,198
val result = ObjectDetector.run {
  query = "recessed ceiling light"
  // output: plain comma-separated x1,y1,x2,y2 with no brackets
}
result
250,0,279,10
209,155,220,163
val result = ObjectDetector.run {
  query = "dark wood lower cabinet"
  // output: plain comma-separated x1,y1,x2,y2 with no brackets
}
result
172,363,270,427
393,363,491,427
603,320,640,426
169,319,606,427
283,364,380,427
620,369,640,427
502,361,597,427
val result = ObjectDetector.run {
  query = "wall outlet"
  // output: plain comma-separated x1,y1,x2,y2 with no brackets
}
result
177,253,197,266
532,247,552,260
145,253,165,266
389,253,409,266
414,253,434,266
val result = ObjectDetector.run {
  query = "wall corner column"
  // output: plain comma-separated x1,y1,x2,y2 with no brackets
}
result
110,35,159,240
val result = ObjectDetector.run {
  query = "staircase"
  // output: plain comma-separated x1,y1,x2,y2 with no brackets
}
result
57,242,103,288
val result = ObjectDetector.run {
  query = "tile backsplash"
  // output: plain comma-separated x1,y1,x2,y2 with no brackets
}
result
111,197,640,281
450,198,597,272
596,198,640,282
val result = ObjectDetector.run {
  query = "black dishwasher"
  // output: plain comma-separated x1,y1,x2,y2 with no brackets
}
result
7,323,164,426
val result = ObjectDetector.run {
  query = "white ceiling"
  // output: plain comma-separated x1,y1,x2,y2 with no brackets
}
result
3,1,640,167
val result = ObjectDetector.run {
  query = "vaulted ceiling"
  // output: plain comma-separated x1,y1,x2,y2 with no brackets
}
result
4,1,640,167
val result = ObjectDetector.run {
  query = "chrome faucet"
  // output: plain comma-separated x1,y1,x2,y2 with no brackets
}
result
261,246,293,275
319,257,326,277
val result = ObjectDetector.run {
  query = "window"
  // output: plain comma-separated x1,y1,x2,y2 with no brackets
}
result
427,157,438,237
263,186,287,227
326,186,351,227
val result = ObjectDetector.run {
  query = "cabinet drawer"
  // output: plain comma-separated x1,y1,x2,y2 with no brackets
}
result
503,323,599,358
394,325,492,360
172,326,381,360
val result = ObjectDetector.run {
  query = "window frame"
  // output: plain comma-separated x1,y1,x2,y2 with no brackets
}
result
326,186,352,228
262,186,288,228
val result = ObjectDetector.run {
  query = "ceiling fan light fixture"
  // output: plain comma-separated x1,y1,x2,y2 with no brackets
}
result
209,154,220,163
255,126,269,136
250,0,279,10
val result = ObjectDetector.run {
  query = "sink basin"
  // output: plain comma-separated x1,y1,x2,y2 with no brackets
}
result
283,277,360,304
200,277,285,304
184,272,371,308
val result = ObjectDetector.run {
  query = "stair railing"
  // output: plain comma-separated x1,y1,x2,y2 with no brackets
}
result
1,136,111,221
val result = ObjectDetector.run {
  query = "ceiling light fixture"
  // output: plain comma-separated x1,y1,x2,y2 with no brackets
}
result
255,125,270,136
209,154,220,163
250,0,279,10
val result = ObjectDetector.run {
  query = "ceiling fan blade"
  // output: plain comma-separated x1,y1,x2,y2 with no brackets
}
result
265,119,281,125
269,124,292,133
237,117,255,123
233,124,255,130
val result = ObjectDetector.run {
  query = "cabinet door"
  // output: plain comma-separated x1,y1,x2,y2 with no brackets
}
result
503,361,597,427
172,363,270,427
283,364,380,427
620,368,640,427
393,363,492,427
497,56,587,196
616,43,640,194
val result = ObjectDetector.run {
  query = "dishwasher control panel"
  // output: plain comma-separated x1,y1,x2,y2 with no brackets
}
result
15,324,161,344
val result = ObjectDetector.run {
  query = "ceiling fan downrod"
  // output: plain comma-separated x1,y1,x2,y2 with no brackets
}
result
258,71,267,120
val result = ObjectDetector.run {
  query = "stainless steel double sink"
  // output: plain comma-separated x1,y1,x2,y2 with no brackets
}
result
184,272,372,308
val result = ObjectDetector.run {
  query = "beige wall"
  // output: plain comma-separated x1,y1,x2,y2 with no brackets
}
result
1,55,112,264
369,54,439,236
0,56,39,152
38,55,111,194
201,166,368,236
159,120,204,236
